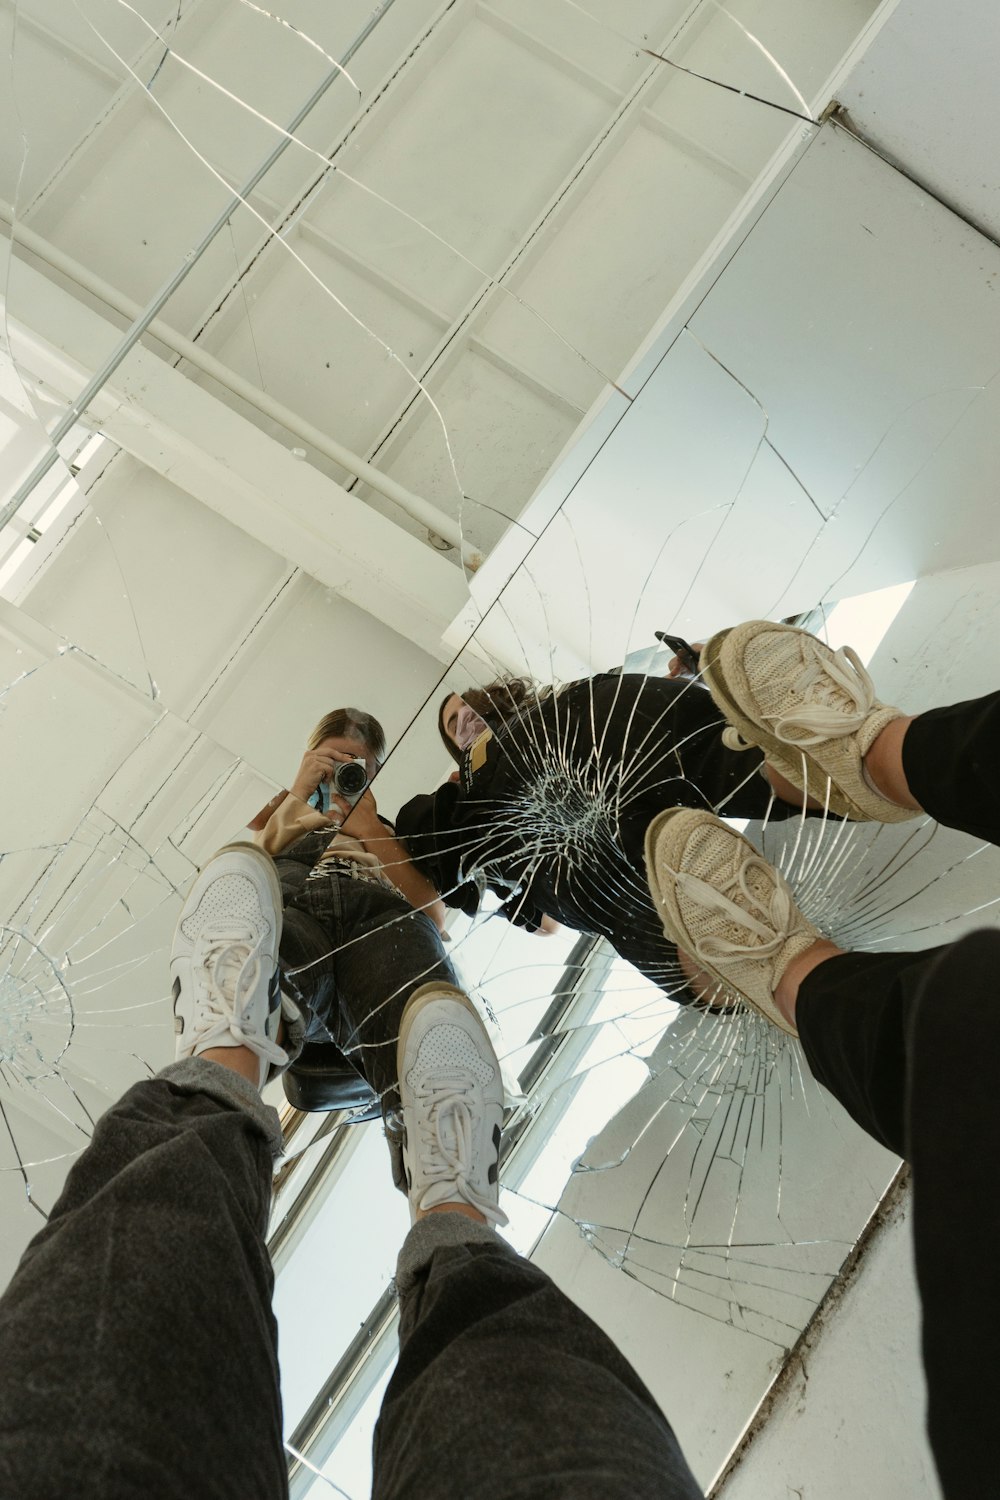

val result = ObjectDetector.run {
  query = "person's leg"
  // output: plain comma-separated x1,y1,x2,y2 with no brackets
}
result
886,691,1000,844
283,870,458,1107
698,620,924,824
374,1215,701,1500
0,845,291,1500
704,619,1000,840
796,931,1000,1498
370,982,701,1500
645,808,999,1495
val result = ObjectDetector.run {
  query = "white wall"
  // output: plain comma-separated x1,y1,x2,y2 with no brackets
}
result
716,1180,943,1500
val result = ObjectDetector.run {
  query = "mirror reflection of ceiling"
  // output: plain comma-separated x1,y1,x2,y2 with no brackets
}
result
1,0,999,1493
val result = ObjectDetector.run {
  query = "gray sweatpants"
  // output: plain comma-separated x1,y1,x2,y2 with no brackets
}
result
0,1058,700,1499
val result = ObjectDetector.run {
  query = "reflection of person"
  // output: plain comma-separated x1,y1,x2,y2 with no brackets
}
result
249,707,454,1136
0,844,703,1500
645,619,1000,1497
400,665,897,1001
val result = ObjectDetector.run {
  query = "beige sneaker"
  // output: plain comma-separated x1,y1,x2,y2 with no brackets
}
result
701,622,918,823
645,808,822,1037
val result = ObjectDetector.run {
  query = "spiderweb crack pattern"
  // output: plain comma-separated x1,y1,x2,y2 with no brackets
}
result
1,0,999,1488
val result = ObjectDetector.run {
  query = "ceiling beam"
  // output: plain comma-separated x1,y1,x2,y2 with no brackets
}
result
1,249,469,661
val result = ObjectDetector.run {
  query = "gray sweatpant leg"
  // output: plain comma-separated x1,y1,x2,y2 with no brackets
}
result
0,1066,699,1500
0,1059,286,1500
374,1213,701,1500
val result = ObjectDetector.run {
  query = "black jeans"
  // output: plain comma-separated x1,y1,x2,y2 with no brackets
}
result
275,831,457,1106
0,1059,701,1500
796,687,1000,1498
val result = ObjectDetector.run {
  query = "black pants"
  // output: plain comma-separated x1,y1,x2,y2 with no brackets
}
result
274,831,457,1104
796,688,1000,1498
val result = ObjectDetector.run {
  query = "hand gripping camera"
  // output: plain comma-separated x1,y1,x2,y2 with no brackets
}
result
318,757,369,814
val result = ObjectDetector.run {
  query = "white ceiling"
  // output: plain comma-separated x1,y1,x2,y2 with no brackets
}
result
0,0,879,566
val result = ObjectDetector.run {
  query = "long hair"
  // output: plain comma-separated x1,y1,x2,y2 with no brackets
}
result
308,707,387,764
437,678,541,764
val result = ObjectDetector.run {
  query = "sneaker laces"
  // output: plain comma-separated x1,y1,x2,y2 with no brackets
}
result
722,726,755,752
189,928,286,1068
674,857,798,967
412,1072,506,1227
769,644,876,746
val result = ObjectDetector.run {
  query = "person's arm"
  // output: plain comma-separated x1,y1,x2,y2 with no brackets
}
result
252,747,344,853
536,914,561,936
248,745,350,833
247,789,290,832
339,792,448,933
665,641,706,679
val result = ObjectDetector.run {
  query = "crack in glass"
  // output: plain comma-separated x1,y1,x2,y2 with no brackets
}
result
0,0,997,1489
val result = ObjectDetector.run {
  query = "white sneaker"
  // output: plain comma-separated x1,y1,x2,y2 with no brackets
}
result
397,983,507,1228
171,843,288,1090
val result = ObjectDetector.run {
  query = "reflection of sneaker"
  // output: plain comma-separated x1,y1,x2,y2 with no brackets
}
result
398,982,507,1228
171,843,287,1091
701,622,917,823
645,809,820,1037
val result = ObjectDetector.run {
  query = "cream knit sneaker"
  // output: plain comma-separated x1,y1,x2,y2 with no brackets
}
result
645,808,821,1037
701,622,918,823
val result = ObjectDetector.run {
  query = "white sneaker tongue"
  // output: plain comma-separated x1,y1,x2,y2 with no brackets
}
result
432,1091,472,1161
204,929,257,1003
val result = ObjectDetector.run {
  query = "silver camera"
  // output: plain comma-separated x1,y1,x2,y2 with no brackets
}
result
320,757,368,813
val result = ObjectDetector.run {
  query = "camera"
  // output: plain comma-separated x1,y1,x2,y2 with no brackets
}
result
318,757,369,814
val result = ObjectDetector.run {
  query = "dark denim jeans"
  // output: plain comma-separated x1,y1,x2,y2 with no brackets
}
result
274,831,458,1109
0,1060,701,1500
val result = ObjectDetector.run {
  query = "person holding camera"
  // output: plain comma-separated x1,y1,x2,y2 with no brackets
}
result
249,708,454,1168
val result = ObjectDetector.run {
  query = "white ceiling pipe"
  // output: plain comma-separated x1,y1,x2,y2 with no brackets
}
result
0,199,482,571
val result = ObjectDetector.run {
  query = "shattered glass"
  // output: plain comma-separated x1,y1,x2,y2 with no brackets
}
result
1,0,999,1493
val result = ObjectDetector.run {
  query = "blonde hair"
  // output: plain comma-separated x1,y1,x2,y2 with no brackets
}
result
308,707,387,764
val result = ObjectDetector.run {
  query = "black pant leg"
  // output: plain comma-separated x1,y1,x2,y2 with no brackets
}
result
903,930,1000,1498
0,1063,286,1500
290,874,457,1106
796,945,950,1155
797,930,1000,1497
901,690,1000,844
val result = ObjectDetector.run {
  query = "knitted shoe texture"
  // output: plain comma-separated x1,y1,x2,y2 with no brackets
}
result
645,808,821,1037
701,622,917,823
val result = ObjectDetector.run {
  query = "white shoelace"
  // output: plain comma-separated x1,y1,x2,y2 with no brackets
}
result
190,928,286,1068
721,643,876,751
675,858,797,965
412,1074,504,1226
771,644,876,745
